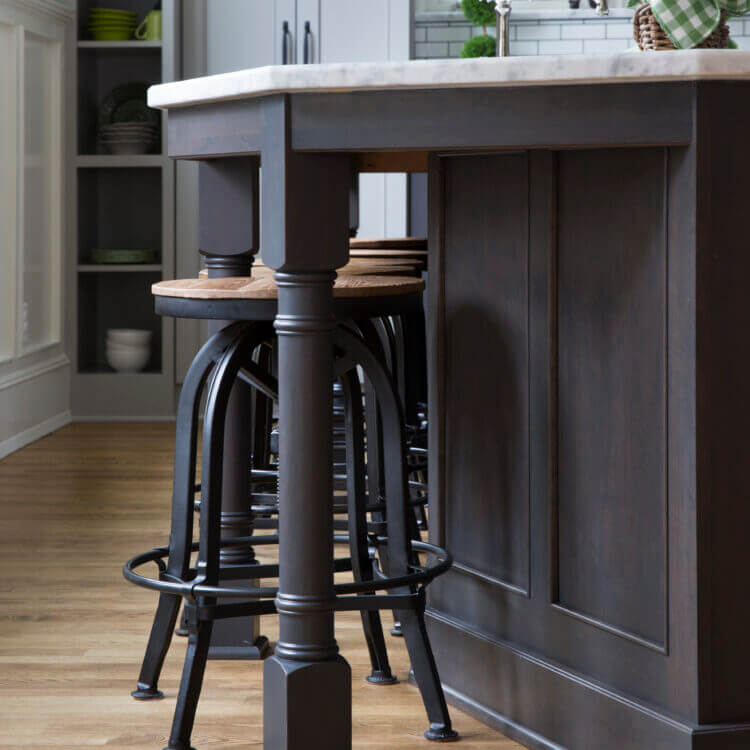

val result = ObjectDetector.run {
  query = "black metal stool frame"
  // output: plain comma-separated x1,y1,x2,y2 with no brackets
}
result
125,317,457,747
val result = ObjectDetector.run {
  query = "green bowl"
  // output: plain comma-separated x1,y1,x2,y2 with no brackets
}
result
89,12,136,20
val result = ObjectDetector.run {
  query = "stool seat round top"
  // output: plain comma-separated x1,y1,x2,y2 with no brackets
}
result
198,257,423,279
350,237,427,251
153,274,424,300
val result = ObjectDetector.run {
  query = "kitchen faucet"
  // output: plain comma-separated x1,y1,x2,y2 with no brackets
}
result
496,0,512,56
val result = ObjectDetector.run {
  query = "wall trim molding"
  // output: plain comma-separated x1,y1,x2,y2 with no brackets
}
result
0,353,70,392
0,409,71,460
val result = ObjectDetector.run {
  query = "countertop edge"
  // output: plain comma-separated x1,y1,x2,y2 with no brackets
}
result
148,51,750,110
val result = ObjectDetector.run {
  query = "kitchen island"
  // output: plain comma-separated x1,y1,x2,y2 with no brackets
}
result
149,51,750,749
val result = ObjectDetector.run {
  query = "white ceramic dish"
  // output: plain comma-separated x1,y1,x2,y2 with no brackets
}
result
107,328,153,345
106,345,150,373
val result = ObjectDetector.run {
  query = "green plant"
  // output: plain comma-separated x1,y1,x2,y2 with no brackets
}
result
460,0,497,58
460,34,497,57
461,0,497,27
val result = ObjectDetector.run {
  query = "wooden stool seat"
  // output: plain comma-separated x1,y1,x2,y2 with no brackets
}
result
350,237,427,250
154,274,424,300
197,257,423,280
348,239,428,266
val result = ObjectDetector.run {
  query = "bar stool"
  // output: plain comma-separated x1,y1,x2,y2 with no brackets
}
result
124,272,459,748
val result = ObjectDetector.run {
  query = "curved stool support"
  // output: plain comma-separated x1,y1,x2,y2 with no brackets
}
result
333,325,458,742
125,313,457,747
132,322,258,700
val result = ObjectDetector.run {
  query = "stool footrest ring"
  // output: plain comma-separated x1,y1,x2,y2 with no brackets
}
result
123,538,451,617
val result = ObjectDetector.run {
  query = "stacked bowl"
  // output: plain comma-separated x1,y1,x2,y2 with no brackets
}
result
87,8,137,41
106,329,152,373
98,122,159,154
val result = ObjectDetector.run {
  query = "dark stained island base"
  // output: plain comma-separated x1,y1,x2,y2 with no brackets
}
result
148,52,750,749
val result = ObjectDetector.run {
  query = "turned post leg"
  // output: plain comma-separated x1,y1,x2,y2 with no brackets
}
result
198,158,270,660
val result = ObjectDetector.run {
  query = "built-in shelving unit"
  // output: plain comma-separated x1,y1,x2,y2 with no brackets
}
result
69,0,178,419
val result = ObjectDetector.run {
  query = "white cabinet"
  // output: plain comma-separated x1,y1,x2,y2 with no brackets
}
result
206,0,296,73
303,0,410,238
203,0,411,238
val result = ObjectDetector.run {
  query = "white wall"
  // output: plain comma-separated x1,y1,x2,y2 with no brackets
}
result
0,0,73,458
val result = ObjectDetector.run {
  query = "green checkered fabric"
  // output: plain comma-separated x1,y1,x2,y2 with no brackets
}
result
627,0,748,48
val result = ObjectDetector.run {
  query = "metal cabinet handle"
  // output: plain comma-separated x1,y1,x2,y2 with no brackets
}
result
282,21,293,64
303,21,312,64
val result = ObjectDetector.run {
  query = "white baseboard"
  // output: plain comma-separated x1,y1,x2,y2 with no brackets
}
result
0,410,72,460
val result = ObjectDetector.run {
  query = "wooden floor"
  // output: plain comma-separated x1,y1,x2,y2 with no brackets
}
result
0,423,521,749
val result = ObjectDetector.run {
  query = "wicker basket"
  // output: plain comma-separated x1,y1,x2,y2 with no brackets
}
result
632,3,730,50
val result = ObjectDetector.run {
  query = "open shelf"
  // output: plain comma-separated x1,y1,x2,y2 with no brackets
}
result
77,46,161,155
77,270,162,374
77,167,162,265
77,0,160,41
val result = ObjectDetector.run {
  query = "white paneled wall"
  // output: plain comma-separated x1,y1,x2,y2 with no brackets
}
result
0,0,72,456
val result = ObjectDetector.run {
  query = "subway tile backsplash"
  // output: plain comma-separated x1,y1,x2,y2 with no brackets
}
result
414,8,750,58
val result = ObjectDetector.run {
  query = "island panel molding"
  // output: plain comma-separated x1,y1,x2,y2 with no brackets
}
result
554,147,668,653
443,152,531,598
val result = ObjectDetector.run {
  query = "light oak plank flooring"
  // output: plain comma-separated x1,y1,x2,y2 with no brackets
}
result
0,423,521,749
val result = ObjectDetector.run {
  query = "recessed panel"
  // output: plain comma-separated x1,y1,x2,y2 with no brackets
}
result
556,148,667,647
443,153,530,592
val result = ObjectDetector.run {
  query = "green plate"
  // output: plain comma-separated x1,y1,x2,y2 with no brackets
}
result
90,29,133,40
89,8,137,15
98,82,159,127
90,248,158,264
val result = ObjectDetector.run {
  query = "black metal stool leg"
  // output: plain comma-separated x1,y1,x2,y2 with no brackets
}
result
132,323,248,700
340,366,397,686
165,615,213,750
360,319,404,638
165,328,253,750
335,326,458,742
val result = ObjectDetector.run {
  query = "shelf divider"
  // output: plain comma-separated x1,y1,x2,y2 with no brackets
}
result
76,155,164,168
78,264,163,273
77,40,162,49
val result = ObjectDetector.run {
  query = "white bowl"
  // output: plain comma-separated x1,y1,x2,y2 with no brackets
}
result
106,345,150,373
106,342,149,354
107,328,152,346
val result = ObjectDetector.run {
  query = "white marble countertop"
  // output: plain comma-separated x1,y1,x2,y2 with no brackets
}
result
149,50,750,109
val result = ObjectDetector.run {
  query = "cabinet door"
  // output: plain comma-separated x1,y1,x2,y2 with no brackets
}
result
207,0,296,74
306,0,411,238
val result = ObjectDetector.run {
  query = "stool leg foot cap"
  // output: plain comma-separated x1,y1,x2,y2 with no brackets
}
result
131,687,164,700
174,626,189,637
162,746,197,750
365,670,399,685
425,725,459,742
390,622,404,637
